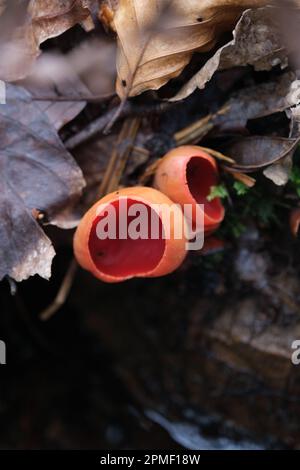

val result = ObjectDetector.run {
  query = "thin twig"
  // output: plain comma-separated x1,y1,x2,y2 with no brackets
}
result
197,146,236,164
223,167,256,187
97,118,133,196
65,101,174,150
106,118,141,194
98,117,142,197
32,92,115,103
175,114,214,146
103,97,128,135
64,104,129,149
174,104,231,146
138,159,161,184
40,258,78,322
103,40,150,134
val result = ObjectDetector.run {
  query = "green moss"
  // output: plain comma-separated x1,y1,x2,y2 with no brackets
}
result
233,181,250,196
207,184,229,201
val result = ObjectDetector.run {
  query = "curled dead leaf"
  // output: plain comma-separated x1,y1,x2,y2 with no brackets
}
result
22,68,91,130
0,0,95,81
173,6,287,101
225,136,299,172
263,156,293,186
24,37,116,98
110,0,268,98
214,72,297,131
0,84,85,282
286,80,300,137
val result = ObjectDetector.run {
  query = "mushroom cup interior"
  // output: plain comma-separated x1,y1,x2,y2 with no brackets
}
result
88,198,166,279
186,156,223,221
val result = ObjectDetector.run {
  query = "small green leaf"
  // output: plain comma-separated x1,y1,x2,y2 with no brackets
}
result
233,181,249,196
207,184,229,202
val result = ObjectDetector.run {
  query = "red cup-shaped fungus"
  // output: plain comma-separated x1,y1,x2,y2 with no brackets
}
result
154,146,225,233
74,186,188,283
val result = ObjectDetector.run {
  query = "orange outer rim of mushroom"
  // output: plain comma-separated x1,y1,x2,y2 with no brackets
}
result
154,145,225,233
73,186,188,283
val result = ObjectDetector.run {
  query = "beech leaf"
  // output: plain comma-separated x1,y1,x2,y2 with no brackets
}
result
226,136,299,172
0,0,95,82
172,6,287,101
22,62,92,131
110,0,267,98
0,84,85,282
214,72,296,131
263,156,293,186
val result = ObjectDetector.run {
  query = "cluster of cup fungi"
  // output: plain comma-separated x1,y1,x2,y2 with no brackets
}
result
74,146,225,283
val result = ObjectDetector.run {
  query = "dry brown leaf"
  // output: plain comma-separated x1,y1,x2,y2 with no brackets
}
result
23,37,116,98
0,84,85,282
263,155,293,186
214,72,296,131
110,0,267,98
286,80,300,137
219,73,300,185
263,77,300,185
173,6,287,101
0,0,95,82
22,63,91,130
277,0,300,70
226,136,299,172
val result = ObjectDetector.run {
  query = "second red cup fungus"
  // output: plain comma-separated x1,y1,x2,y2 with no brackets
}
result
154,145,225,233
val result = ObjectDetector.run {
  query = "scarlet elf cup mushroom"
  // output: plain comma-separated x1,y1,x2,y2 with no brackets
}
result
74,187,188,283
154,146,225,234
